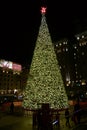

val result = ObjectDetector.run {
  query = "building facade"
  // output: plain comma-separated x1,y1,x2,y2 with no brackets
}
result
0,59,23,102
54,31,87,100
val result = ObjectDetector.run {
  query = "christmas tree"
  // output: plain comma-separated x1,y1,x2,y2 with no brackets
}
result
23,7,68,110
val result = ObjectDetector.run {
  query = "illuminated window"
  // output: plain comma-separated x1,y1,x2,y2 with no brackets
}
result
59,66,62,69
81,42,86,46
79,43,81,46
63,42,65,44
66,48,68,51
3,70,5,73
77,36,80,40
56,44,58,47
74,45,77,49
59,43,62,46
76,71,77,74
63,41,66,45
82,35,84,38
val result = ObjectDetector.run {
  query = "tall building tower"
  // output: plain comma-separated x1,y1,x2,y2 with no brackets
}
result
75,31,87,85
54,31,87,99
54,38,71,87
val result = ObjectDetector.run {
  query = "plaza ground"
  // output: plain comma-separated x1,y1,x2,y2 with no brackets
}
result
0,103,87,130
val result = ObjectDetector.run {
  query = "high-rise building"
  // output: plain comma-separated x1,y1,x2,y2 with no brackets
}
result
54,31,87,99
54,38,72,87
75,31,87,83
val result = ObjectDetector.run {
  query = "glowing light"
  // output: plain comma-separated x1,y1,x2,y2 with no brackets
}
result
14,89,18,94
0,59,22,71
23,9,68,110
41,7,47,14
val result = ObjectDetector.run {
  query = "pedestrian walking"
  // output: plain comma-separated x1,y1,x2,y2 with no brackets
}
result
10,101,14,114
32,110,37,129
65,108,71,128
55,111,60,127
73,100,81,125
37,109,42,130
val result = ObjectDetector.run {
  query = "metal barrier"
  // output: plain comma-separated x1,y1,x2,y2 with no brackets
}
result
23,106,87,130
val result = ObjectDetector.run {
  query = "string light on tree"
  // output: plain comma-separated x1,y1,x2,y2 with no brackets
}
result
23,6,68,110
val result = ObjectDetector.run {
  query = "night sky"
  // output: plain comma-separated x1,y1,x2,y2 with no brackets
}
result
0,0,87,67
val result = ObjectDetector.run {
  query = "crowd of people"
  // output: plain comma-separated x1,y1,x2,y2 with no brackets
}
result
72,100,81,125
32,101,81,130
32,104,53,130
64,99,81,128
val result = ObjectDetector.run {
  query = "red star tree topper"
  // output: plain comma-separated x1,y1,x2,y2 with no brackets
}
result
41,7,47,14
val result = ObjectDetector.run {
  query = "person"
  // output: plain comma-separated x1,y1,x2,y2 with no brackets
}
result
55,111,60,127
37,109,42,130
41,103,53,130
32,110,37,129
65,108,71,128
73,100,81,125
10,101,14,113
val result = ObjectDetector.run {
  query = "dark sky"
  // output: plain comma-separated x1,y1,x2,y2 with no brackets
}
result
0,0,87,67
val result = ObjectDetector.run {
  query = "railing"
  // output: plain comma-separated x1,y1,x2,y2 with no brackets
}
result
0,104,87,130
23,106,87,130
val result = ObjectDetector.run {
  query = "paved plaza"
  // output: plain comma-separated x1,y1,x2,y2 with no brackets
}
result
0,106,87,130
